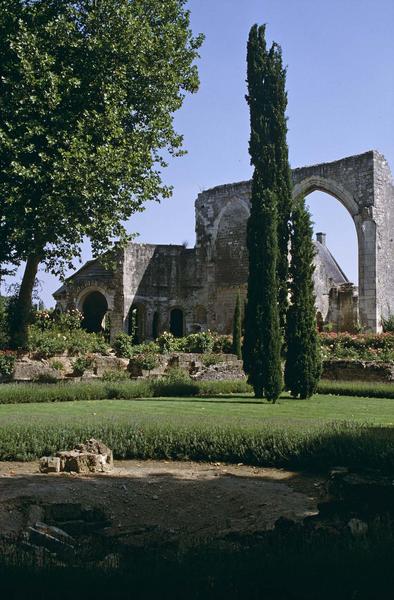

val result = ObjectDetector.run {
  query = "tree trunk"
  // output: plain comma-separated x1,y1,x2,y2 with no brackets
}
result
10,255,41,349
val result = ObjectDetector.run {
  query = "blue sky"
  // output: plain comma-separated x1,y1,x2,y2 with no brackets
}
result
5,0,394,305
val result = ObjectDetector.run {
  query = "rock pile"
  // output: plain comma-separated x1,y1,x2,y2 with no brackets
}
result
39,439,113,474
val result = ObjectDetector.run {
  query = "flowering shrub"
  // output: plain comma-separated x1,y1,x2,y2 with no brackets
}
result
33,309,83,332
157,332,185,353
132,353,159,371
212,334,233,354
320,332,394,362
28,326,110,358
115,331,236,357
183,331,214,353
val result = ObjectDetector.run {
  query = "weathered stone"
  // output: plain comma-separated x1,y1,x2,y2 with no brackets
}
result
54,151,394,336
39,456,61,473
323,359,394,382
40,439,113,475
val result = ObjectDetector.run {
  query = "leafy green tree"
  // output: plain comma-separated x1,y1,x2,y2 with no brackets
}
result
285,199,322,398
243,24,282,402
0,0,202,347
232,291,242,359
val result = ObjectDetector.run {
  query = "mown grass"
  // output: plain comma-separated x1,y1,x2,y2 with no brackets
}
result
0,394,393,470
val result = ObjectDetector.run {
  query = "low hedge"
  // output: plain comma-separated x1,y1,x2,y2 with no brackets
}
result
0,379,252,404
0,420,393,472
0,379,393,405
317,380,394,399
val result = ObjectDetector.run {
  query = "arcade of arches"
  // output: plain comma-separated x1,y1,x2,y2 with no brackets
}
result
54,151,394,341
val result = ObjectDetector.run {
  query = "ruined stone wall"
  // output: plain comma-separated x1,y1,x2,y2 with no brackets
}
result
293,151,394,331
195,181,343,334
122,244,205,338
53,253,125,338
373,152,394,324
56,151,393,337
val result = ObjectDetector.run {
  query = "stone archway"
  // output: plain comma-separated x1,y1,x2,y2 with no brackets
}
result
195,150,394,332
291,151,394,331
81,291,108,333
128,304,146,344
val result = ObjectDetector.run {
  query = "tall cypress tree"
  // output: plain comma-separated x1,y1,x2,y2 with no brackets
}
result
270,47,292,336
232,291,242,359
243,25,282,402
285,199,322,398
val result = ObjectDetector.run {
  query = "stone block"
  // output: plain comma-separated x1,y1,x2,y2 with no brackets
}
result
39,438,113,475
39,456,61,473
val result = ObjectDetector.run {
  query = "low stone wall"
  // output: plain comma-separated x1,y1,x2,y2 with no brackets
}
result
6,355,394,384
129,352,245,380
322,359,394,382
6,352,244,382
10,354,129,382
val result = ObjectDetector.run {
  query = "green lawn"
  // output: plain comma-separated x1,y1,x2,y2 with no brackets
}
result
0,393,393,468
0,393,393,429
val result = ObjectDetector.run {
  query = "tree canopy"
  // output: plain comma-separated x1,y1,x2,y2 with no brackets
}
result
0,0,202,345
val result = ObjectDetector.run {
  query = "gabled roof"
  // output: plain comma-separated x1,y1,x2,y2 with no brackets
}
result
313,239,349,285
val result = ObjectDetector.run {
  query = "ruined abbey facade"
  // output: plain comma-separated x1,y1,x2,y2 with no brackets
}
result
54,151,394,338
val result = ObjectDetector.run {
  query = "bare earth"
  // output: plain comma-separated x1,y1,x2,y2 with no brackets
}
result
0,460,326,546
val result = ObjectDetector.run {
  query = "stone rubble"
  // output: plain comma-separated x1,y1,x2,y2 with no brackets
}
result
39,438,113,474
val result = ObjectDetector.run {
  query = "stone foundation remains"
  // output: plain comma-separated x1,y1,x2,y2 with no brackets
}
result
39,439,114,474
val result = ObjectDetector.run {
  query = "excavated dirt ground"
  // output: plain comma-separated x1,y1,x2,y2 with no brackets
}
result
0,460,326,547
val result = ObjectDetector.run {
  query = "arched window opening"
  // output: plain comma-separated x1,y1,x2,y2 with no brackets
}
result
304,191,359,332
152,311,159,340
82,291,108,333
170,308,184,338
128,304,146,344
305,191,358,286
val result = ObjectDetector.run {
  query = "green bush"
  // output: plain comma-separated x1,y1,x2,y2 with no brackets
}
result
184,332,214,353
0,352,16,380
157,332,185,353
212,335,233,354
102,368,131,382
0,297,9,349
382,314,394,333
33,308,83,332
73,356,94,376
50,359,64,371
28,326,110,358
202,353,224,367
152,367,199,397
132,353,159,371
320,332,394,362
113,334,160,358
